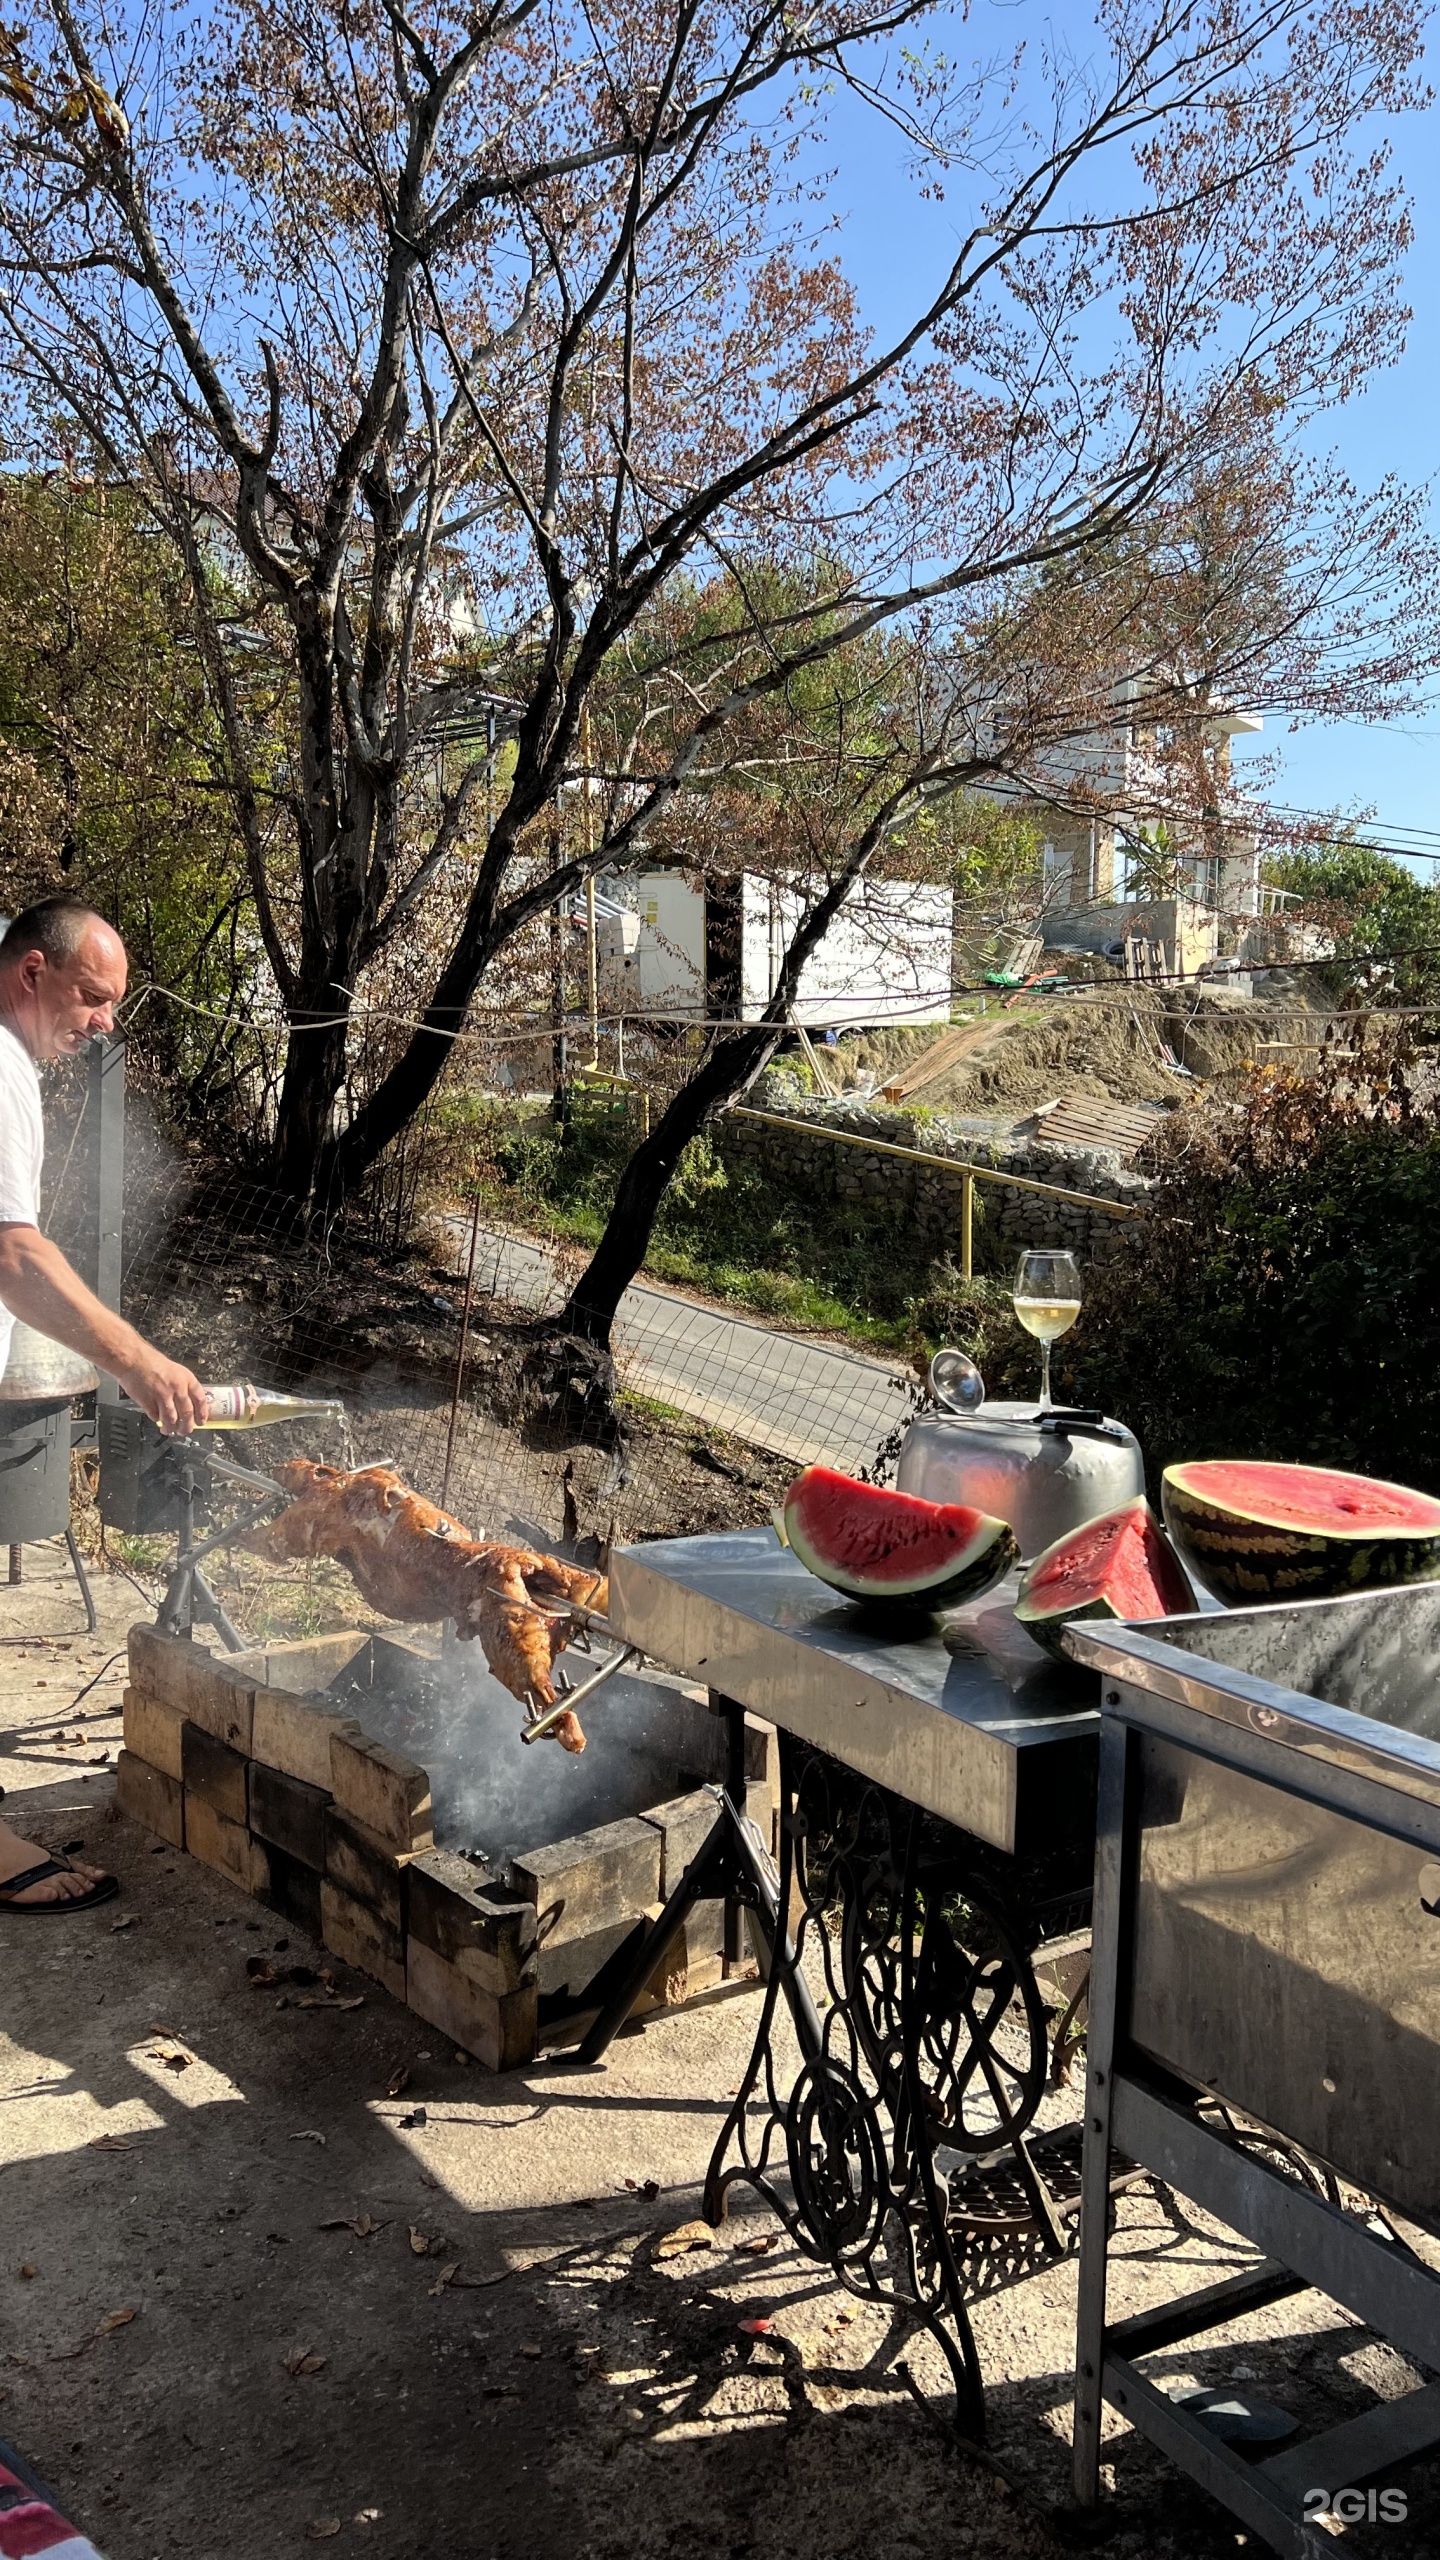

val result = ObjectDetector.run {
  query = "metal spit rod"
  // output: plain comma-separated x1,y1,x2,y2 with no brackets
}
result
520,1642,642,1743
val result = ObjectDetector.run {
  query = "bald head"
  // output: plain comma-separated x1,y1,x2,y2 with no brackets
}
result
0,899,127,1060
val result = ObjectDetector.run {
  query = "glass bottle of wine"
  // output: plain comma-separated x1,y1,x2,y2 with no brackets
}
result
195,1381,346,1432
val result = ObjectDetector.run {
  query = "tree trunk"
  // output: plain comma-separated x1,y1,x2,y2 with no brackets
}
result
557,1023,783,1346
271,1008,353,1198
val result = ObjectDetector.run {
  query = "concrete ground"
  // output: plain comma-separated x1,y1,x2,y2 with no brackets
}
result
4,1537,1439,2560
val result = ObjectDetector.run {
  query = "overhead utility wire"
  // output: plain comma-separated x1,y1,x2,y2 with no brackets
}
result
120,950,1440,1050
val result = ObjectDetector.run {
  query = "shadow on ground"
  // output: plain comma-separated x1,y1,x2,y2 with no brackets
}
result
4,1799,1438,2560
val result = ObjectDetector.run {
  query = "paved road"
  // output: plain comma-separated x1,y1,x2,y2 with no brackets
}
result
445,1223,910,1472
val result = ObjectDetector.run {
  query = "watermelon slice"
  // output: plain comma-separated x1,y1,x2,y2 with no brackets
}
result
777,1465,1016,1608
1162,1459,1440,1604
1014,1498,1196,1660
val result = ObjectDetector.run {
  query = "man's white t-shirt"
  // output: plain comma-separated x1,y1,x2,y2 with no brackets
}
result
0,1021,43,1380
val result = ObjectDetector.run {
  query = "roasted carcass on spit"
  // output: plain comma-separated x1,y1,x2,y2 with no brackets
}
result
244,1461,608,1751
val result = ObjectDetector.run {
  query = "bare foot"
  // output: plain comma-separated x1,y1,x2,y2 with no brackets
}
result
0,1816,110,1906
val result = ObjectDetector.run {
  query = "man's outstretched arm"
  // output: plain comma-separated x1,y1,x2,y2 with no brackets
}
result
0,1223,209,1433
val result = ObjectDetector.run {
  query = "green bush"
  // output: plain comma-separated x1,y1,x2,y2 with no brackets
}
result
1072,1041,1440,1495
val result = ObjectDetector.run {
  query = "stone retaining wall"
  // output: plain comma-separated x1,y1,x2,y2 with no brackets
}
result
719,1097,1150,1269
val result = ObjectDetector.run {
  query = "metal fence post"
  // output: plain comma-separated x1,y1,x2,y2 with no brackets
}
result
961,1167,974,1279
87,1033,125,1406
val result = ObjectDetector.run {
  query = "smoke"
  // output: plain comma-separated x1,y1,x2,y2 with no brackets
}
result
334,1639,725,1875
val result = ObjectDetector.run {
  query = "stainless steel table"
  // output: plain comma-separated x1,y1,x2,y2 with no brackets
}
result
604,1527,1103,2437
1068,1586,1440,2555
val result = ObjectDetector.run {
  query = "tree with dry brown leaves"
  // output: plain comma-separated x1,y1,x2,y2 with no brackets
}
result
0,0,1430,1213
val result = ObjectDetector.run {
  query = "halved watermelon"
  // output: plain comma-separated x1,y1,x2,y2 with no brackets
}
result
1014,1498,1196,1660
1162,1459,1440,1603
777,1466,1016,1608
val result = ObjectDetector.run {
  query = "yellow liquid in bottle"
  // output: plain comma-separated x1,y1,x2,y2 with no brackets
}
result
198,1382,346,1431
1012,1296,1081,1343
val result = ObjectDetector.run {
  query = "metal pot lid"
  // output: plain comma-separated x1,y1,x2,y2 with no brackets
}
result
0,1320,99,1401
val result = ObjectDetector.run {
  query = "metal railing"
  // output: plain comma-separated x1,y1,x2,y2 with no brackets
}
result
729,1105,1142,1278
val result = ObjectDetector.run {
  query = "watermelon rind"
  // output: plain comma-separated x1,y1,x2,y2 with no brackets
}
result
1014,1498,1196,1661
1162,1459,1440,1604
781,1466,1016,1609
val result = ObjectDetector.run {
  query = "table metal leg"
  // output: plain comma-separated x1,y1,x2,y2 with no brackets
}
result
1072,1716,1131,2508
724,1697,748,1974
574,1783,821,2067
702,1732,990,2438
63,1528,97,1633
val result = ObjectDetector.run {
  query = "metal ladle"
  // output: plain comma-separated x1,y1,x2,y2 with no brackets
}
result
928,1347,986,1415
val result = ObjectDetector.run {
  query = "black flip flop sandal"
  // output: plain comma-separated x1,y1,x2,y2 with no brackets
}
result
0,1856,119,1915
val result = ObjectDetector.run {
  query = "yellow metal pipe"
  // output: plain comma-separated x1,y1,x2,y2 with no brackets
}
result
961,1167,974,1278
729,1106,1141,1218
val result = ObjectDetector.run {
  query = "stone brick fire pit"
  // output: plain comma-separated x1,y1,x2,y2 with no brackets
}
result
118,1622,773,2068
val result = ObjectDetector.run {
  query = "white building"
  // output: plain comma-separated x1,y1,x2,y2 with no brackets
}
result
595,871,954,1028
1021,697,1266,920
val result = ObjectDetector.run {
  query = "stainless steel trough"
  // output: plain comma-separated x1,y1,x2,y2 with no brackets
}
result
1068,1581,1440,2557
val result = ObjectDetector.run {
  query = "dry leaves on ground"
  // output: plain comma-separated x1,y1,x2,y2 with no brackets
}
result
408,2227,431,2257
110,1915,136,1932
655,2222,715,2260
385,2065,410,2098
622,2178,660,2200
95,2309,137,2336
732,2233,777,2256
289,2130,327,2147
306,2518,342,2539
87,2134,138,2153
428,2264,459,2297
318,2214,383,2239
283,2345,328,2378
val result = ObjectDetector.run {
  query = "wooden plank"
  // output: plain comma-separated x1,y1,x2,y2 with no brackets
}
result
251,1685,363,1791
880,1017,1001,1102
1038,1095,1170,1160
129,1624,254,1751
328,1730,433,1853
121,1687,185,1782
406,1938,536,2069
181,1722,249,1826
248,1762,331,1872
325,1805,410,1931
185,1799,270,1897
262,1844,323,1941
406,1850,538,1993
319,1879,406,2000
511,1815,662,1949
116,1749,184,1847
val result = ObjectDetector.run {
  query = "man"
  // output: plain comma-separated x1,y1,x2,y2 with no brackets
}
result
0,898,209,1914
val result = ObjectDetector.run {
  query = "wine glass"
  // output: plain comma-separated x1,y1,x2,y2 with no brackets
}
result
1012,1249,1082,1413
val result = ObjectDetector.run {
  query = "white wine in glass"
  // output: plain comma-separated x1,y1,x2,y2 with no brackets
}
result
1013,1250,1082,1411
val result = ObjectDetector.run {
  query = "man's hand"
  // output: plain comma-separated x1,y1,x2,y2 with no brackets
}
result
115,1347,210,1436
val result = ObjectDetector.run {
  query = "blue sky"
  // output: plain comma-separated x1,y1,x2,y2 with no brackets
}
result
821,30,1439,871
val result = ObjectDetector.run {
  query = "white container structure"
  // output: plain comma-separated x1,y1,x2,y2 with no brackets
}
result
597,870,954,1029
